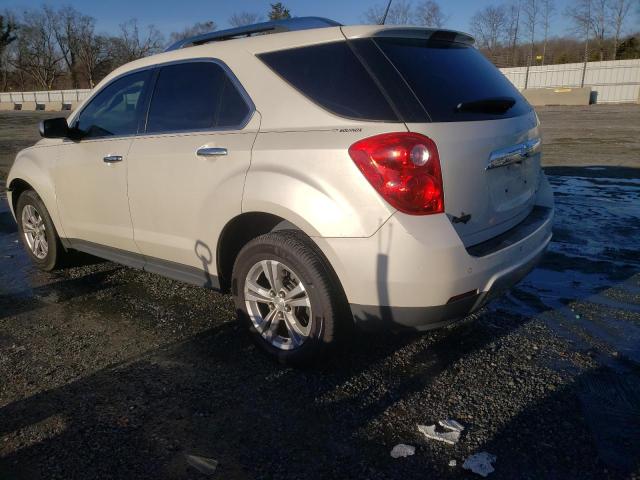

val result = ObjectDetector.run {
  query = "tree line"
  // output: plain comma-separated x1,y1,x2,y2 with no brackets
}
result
366,0,638,67
0,2,291,92
467,0,639,66
0,0,637,92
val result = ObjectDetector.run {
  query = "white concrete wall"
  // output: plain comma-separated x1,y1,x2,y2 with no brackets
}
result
0,89,91,105
501,59,640,104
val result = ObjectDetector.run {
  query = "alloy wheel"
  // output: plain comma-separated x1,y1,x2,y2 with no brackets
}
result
244,259,313,350
21,204,48,260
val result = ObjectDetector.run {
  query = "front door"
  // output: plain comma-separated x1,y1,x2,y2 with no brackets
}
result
55,69,151,253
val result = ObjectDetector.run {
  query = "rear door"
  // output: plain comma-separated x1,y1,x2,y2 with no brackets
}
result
127,60,259,282
349,32,542,246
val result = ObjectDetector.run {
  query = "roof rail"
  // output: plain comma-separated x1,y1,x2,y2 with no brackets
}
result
165,17,342,52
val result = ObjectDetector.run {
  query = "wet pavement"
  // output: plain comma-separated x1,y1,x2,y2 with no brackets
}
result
1,165,639,479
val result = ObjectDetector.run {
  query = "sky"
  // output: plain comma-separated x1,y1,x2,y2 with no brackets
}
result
2,0,589,39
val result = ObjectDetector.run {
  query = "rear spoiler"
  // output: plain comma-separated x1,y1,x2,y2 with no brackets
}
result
371,28,475,46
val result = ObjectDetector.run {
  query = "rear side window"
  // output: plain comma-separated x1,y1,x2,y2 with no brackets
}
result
374,37,531,122
259,42,398,122
146,62,251,133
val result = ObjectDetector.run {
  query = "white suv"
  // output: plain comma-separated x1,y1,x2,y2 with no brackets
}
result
6,18,554,364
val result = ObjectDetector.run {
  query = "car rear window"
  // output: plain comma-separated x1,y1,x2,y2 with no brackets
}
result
258,42,399,122
373,37,531,122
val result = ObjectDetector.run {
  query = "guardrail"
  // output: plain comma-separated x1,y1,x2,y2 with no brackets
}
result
1,59,638,110
0,89,91,110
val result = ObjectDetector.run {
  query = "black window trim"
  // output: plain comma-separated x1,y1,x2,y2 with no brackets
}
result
68,58,255,141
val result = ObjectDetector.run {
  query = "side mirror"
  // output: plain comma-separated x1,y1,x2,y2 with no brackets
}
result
39,117,70,139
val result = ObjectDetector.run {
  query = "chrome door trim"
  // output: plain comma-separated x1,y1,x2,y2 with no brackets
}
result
486,138,541,170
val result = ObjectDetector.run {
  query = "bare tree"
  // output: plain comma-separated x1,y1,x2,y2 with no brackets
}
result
566,0,592,63
111,19,164,65
470,5,508,60
415,0,447,27
609,0,632,59
47,6,96,88
523,0,540,66
541,0,555,64
364,0,413,24
76,33,110,88
10,9,64,89
229,12,263,27
168,21,216,45
506,1,522,66
590,0,608,59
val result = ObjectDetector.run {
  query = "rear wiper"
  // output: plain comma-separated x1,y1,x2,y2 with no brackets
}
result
455,97,516,114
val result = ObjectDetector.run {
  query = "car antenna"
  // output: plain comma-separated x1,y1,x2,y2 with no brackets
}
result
380,0,393,25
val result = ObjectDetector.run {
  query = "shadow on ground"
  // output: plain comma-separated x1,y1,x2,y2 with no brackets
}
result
1,166,639,479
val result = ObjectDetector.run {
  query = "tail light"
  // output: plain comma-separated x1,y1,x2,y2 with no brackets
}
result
348,132,444,215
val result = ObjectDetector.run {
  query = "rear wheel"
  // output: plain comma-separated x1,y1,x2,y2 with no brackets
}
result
232,230,348,365
16,190,67,271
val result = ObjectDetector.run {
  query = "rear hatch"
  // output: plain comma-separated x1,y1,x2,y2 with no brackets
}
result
345,28,542,246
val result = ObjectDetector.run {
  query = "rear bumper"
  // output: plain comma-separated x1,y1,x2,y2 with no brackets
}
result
312,177,554,331
348,230,549,330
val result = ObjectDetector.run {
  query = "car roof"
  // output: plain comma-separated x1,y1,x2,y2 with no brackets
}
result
106,24,473,79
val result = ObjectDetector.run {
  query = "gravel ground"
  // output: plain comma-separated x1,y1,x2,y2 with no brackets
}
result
1,106,639,479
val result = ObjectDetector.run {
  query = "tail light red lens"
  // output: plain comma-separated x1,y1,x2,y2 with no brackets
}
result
348,132,444,215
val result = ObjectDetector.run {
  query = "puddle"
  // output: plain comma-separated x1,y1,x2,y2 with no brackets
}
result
493,167,640,366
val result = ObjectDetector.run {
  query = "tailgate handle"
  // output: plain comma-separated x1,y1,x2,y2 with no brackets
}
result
486,138,541,170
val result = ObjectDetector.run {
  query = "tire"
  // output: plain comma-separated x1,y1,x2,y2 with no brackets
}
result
232,230,349,365
15,189,67,271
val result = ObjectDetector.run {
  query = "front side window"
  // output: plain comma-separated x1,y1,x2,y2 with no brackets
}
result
75,70,150,138
146,62,251,133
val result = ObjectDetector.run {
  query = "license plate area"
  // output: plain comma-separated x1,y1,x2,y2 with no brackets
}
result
487,154,539,213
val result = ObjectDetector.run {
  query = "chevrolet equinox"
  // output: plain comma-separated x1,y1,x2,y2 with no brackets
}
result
6,18,554,364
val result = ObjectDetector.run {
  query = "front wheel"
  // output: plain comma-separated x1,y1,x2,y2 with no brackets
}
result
16,190,67,271
232,230,348,365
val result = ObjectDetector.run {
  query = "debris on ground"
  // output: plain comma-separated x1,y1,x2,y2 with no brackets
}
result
462,452,497,477
185,454,219,476
439,419,465,432
449,460,457,467
390,444,415,458
417,419,464,445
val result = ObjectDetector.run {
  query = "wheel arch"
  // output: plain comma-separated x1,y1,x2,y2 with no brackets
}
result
8,178,35,214
7,146,67,240
216,212,307,293
7,175,67,241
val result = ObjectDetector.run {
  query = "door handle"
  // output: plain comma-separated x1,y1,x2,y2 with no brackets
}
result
103,154,123,163
196,146,228,157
